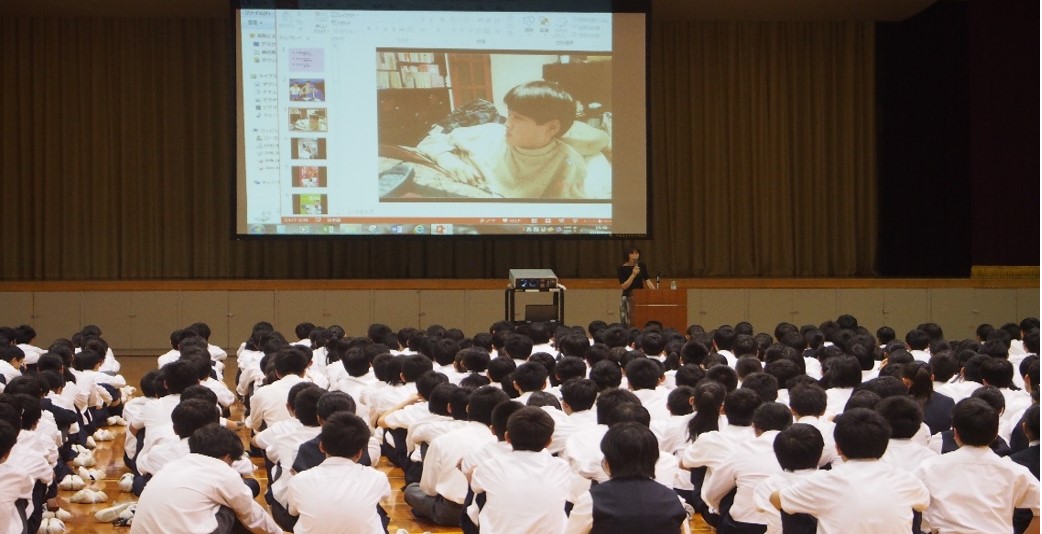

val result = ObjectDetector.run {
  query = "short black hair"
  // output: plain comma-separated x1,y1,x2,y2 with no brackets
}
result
788,383,827,417
600,422,659,480
428,383,459,417
400,354,434,382
752,402,793,433
624,358,664,390
416,371,450,401
487,357,517,383
560,378,598,412
527,391,561,410
172,399,220,439
273,345,311,376
844,390,881,411
317,391,356,421
595,388,641,425
467,386,511,426
970,385,1006,413
293,385,325,426
502,334,534,360
1,394,40,430
320,412,371,458
667,386,695,416
503,80,576,138
555,356,587,383
824,355,862,388
491,400,524,440
951,397,999,447
740,372,779,403
513,362,549,393
833,408,890,460
705,365,739,392
773,423,824,471
162,359,200,394
459,348,492,373
604,402,651,427
874,395,923,440
181,384,219,406
188,423,244,460
980,358,1014,389
506,406,555,452
589,360,622,391
722,388,762,427
0,420,18,459
735,356,763,379
1020,403,1040,442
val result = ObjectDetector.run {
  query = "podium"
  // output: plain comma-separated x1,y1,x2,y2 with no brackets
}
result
630,289,687,331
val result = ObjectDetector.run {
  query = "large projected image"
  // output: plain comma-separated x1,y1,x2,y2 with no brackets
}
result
235,6,646,237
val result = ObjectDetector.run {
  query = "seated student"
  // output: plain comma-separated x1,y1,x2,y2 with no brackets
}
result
681,388,762,477
752,423,824,534
0,417,34,534
122,370,160,472
769,408,929,534
405,386,511,526
291,391,377,474
565,422,689,534
876,396,938,472
929,385,1013,456
416,81,593,199
246,345,313,433
1,394,54,533
821,355,862,416
181,348,235,411
469,407,574,533
980,357,1033,436
563,388,643,480
500,334,534,366
625,357,671,421
285,412,392,534
131,359,199,457
0,346,25,387
786,383,837,467
902,360,955,434
543,378,598,454
703,403,793,534
511,361,549,404
1012,404,1040,534
133,424,281,534
915,398,1040,534
330,345,378,400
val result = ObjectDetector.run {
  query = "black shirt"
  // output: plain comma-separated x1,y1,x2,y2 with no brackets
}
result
618,262,650,296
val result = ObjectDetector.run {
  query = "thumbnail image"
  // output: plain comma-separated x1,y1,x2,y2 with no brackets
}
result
290,107,327,132
293,165,327,188
293,194,327,215
289,79,325,102
292,137,326,160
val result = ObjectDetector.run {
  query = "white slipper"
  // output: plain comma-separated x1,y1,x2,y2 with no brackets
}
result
118,472,134,492
39,517,67,534
58,475,86,491
95,502,135,522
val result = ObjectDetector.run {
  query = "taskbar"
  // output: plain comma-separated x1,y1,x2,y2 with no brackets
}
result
246,221,612,236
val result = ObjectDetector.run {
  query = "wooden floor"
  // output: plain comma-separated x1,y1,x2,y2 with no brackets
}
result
59,357,713,533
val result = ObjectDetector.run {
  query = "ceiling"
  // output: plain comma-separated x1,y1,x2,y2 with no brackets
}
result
1,0,937,21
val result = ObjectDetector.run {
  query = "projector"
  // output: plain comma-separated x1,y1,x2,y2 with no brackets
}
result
509,269,558,290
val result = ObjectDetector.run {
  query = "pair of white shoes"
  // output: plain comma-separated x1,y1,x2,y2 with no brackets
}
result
93,428,116,441
106,415,128,426
118,472,135,492
69,488,108,504
77,466,105,482
58,474,86,491
94,501,136,523
39,517,66,534
42,508,72,521
72,449,96,467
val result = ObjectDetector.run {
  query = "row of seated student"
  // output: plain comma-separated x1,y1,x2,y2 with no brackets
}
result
0,314,1039,534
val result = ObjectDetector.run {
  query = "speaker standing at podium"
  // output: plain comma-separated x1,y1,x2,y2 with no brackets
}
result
618,246,657,327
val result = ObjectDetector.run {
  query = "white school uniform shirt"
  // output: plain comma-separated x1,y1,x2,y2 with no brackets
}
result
460,439,511,479
824,387,854,417
0,462,34,534
680,424,757,473
752,468,818,534
364,383,416,427
999,387,1032,427
778,459,929,534
419,421,497,504
0,360,21,384
132,453,280,534
793,415,838,467
910,349,931,363
803,357,823,380
98,347,121,374
717,349,737,368
133,394,181,457
253,418,304,451
286,456,392,534
547,408,598,455
8,436,55,519
408,417,465,458
939,378,981,403
333,372,378,404
245,374,307,432
879,438,938,473
120,396,152,459
470,449,573,534
138,437,255,477
631,387,672,421
267,425,321,468
157,349,179,369
201,377,236,408
703,430,783,524
16,344,44,366
915,444,1041,533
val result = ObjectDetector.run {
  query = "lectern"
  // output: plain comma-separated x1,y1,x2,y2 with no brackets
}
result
630,289,687,331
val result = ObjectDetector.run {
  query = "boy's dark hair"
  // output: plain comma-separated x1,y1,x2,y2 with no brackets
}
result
343,348,372,377
589,360,622,391
874,395,923,440
713,326,737,351
600,422,659,480
858,376,908,399
674,364,705,388
467,386,511,426
460,373,492,390
904,329,931,351
733,335,759,359
1019,403,1040,442
679,340,710,366
844,390,882,411
180,384,219,406
400,354,434,382
0,419,17,459
527,391,562,410
189,423,244,460
1,394,41,430
876,326,896,345
667,386,696,416
595,388,642,425
491,400,524,440
557,334,590,360
560,378,598,412
506,406,555,451
824,355,862,388
295,322,317,340
788,383,827,417
430,338,461,367
980,358,1015,389
162,359,201,394
72,349,100,371
705,365,739,392
723,388,762,427
13,325,36,345
503,80,576,138
38,370,65,393
416,371,450,401
752,402,793,433
172,399,220,439
969,385,1005,414
555,356,587,384
735,356,763,379
604,402,651,427
459,348,492,373
773,423,824,471
449,387,472,420
952,397,999,447
740,372,779,402
428,383,459,417
528,352,557,386
834,408,891,459
763,358,802,390
929,353,961,383
316,391,356,420
320,412,371,458
487,357,517,383
4,376,44,398
293,385,325,426
502,334,534,360
512,362,549,393
273,346,310,377
624,358,663,390
638,332,666,356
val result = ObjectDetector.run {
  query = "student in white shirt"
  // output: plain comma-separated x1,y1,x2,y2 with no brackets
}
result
787,383,838,467
822,355,862,416
404,386,510,525
285,412,392,534
625,358,671,421
0,419,33,534
511,362,549,405
0,346,24,386
770,408,930,534
547,378,599,454
131,359,199,457
138,398,253,479
470,406,573,534
246,345,312,433
752,423,823,534
876,396,938,472
915,398,1040,533
133,423,281,534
